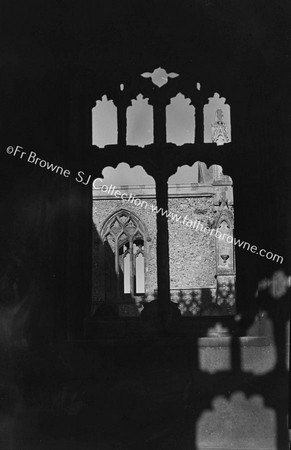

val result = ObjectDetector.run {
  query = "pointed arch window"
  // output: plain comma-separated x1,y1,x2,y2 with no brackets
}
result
133,238,145,294
101,210,148,296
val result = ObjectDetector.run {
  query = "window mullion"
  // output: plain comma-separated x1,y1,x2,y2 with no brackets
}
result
129,239,134,295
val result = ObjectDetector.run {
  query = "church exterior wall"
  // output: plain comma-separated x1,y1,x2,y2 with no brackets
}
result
92,183,235,317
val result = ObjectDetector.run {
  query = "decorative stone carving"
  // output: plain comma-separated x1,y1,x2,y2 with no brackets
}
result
212,108,230,146
216,275,236,308
204,92,231,144
141,67,179,87
102,209,148,247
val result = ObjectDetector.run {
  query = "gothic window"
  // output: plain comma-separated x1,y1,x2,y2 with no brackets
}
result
119,241,131,294
101,210,147,296
126,94,154,147
92,95,118,147
134,239,145,294
166,93,195,145
91,74,232,149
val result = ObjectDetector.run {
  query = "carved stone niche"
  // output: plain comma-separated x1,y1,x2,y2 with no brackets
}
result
204,92,231,146
217,220,234,272
211,108,230,146
215,208,236,313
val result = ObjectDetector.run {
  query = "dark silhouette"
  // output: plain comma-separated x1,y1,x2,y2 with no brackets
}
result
0,1,290,448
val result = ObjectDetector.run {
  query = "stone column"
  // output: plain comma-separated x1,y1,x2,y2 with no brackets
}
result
194,88,204,145
152,97,172,327
155,173,171,326
117,98,128,146
153,98,167,145
67,93,94,339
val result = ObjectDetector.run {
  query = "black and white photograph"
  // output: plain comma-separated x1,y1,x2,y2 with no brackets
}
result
0,1,291,449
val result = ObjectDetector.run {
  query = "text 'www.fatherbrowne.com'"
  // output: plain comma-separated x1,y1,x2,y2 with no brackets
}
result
98,183,283,265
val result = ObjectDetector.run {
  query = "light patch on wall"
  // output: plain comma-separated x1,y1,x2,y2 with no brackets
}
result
196,392,276,449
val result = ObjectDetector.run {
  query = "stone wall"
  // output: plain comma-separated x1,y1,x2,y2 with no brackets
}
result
168,197,217,288
92,184,235,316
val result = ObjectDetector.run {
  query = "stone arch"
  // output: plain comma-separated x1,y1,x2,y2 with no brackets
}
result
100,208,149,299
100,208,150,244
93,162,155,190
92,162,157,313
